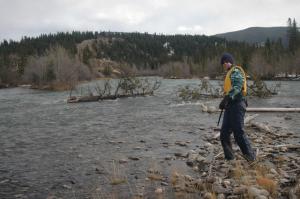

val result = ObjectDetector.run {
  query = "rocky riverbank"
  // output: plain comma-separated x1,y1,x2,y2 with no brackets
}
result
84,115,300,199
169,123,300,198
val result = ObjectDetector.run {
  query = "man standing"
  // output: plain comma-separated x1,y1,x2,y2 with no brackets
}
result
219,53,256,162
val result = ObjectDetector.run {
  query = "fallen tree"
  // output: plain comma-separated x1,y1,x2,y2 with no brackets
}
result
177,76,281,101
67,77,161,103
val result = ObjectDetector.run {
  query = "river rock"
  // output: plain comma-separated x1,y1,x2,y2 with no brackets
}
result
187,152,206,167
161,181,168,186
128,156,140,161
203,192,213,199
119,159,128,164
248,186,270,198
217,194,225,199
233,186,247,194
270,168,278,175
62,184,72,189
175,141,188,147
213,183,230,194
155,188,163,194
222,180,231,188
165,156,172,160
174,152,187,158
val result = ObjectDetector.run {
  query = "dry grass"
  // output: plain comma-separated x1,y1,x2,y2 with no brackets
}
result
110,161,127,185
233,161,246,180
254,164,270,177
147,168,164,181
256,177,277,196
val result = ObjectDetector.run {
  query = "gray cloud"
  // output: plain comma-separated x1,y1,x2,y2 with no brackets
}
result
0,0,299,40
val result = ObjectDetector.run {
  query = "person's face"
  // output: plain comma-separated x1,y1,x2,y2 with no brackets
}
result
223,62,232,71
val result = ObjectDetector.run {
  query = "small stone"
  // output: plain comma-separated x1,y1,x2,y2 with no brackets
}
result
223,180,231,188
62,184,72,189
119,159,128,164
206,176,216,183
213,184,230,194
174,152,187,158
192,166,199,171
95,167,105,174
165,156,172,160
128,156,140,161
203,192,213,199
0,179,9,184
248,186,261,197
14,194,23,198
284,116,292,120
256,196,267,199
233,186,247,194
270,168,278,175
155,188,163,194
196,155,206,162
204,142,213,147
259,189,270,196
175,141,187,147
161,182,168,186
248,186,269,198
217,194,225,199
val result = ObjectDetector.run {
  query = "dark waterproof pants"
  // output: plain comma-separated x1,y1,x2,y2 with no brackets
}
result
220,100,256,161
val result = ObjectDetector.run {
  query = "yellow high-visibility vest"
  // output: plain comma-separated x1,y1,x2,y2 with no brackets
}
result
224,65,247,96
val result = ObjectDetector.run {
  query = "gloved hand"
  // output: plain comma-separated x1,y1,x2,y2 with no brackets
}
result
219,95,231,110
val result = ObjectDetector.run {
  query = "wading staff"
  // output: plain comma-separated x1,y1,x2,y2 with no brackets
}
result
217,109,224,126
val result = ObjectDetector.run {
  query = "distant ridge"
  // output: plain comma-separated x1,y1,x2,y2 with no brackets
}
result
214,27,288,45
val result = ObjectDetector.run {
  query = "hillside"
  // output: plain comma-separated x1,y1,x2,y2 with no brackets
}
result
215,27,288,45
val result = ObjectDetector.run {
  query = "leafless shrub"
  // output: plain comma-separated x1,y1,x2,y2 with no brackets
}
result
23,45,91,90
177,78,222,101
68,77,161,102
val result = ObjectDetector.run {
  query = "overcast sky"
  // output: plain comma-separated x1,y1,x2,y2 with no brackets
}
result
0,0,299,41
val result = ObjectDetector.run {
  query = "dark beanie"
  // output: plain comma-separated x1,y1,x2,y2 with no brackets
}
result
220,53,234,65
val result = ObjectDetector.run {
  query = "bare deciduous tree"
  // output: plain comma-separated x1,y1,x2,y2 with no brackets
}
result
23,45,91,90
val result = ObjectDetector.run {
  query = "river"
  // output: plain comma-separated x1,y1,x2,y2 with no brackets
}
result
0,79,299,198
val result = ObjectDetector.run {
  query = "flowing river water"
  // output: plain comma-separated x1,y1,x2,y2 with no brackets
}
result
0,79,300,198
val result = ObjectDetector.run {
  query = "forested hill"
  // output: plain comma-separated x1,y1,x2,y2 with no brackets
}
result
215,27,288,45
0,31,255,86
0,19,299,89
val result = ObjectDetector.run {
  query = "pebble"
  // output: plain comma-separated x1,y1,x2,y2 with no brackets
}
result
233,186,247,194
174,152,187,158
270,168,278,175
119,159,128,164
62,184,72,189
175,141,188,147
155,188,163,194
203,192,213,199
161,181,168,186
128,156,140,161
213,184,230,194
223,180,231,188
217,194,225,199
248,186,270,198
165,156,172,160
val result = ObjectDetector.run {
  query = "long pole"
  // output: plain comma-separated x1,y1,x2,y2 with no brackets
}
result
217,109,224,126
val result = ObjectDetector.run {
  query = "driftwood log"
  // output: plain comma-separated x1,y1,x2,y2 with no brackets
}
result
67,92,154,103
246,107,300,112
200,104,300,113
